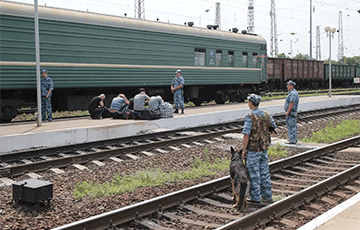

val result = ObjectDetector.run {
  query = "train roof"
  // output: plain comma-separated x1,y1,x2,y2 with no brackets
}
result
0,1,266,45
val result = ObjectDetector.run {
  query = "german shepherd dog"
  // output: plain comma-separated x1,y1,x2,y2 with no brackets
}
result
230,146,249,210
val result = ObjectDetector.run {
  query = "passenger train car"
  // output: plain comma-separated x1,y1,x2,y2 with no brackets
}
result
0,1,267,122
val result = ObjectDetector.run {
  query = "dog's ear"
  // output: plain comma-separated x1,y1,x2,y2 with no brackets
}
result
231,146,235,153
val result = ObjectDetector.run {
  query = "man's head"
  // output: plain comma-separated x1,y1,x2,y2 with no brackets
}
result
247,94,261,108
287,80,296,90
175,69,181,77
139,88,145,93
99,94,106,100
41,69,48,78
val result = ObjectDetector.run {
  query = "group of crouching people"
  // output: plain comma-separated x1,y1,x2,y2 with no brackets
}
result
88,88,173,120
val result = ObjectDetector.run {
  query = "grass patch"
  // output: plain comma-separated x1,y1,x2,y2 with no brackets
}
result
268,143,288,158
73,151,230,200
273,194,286,202
301,119,360,143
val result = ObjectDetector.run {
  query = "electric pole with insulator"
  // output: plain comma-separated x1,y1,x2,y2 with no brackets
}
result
270,0,278,57
247,0,254,33
134,0,145,20
214,2,221,30
316,26,321,60
338,11,344,63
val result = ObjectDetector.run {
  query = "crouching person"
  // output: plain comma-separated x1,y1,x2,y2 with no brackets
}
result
88,94,110,119
242,94,277,204
109,94,131,119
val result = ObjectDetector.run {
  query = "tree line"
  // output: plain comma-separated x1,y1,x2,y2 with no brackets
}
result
276,53,360,66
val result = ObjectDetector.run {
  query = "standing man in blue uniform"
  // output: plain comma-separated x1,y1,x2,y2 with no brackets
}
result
171,69,185,114
242,94,277,204
284,80,299,144
41,69,54,121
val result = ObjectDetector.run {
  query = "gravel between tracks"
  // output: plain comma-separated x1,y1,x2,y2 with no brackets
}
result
1,113,359,230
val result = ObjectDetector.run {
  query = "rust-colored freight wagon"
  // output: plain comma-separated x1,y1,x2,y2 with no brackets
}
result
267,58,325,90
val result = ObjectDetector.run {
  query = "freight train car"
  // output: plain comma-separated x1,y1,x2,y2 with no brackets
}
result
267,58,324,90
0,1,267,122
324,64,357,88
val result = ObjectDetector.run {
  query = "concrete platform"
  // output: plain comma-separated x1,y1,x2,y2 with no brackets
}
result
298,189,360,230
1,95,360,153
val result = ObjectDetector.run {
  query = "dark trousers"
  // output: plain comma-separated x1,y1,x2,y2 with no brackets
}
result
41,96,52,120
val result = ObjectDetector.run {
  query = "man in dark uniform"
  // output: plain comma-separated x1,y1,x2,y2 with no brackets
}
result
242,94,277,204
171,69,185,114
40,69,54,121
88,94,108,119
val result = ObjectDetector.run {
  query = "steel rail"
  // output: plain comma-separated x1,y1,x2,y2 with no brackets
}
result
52,135,360,230
0,125,242,178
1,105,359,177
2,104,358,163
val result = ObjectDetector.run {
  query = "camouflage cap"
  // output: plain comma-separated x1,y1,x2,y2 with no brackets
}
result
247,94,261,104
175,69,181,73
287,80,296,86
41,69,47,73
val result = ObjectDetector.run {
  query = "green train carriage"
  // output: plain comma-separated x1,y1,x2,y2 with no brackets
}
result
0,1,267,122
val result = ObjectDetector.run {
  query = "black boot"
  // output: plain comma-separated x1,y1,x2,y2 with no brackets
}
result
181,109,185,114
173,109,179,113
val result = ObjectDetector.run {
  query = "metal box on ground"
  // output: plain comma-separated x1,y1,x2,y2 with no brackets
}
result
12,179,53,204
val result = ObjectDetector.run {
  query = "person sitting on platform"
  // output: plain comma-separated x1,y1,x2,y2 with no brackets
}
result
148,95,164,112
88,94,110,119
133,88,150,119
109,94,131,119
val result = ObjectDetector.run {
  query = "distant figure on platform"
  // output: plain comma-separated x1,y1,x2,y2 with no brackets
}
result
88,94,109,119
41,69,54,121
171,69,185,114
284,80,299,144
148,95,164,112
133,88,150,119
109,94,131,119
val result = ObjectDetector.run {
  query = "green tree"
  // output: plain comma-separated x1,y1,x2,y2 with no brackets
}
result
293,53,309,60
324,58,338,65
277,53,288,59
343,56,360,65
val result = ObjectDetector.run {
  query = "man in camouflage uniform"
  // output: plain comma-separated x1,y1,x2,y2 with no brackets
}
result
284,80,299,144
41,69,54,121
242,94,277,204
171,69,185,114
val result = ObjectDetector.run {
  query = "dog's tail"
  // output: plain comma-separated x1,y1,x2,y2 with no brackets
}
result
237,182,248,210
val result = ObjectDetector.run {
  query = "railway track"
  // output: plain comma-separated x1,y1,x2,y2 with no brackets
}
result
1,105,359,180
51,135,360,230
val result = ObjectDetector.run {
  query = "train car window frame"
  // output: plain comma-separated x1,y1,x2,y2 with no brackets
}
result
228,51,234,67
216,50,222,67
242,52,248,67
195,48,206,67
253,52,258,67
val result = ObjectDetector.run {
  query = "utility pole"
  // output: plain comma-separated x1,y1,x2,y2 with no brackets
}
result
290,40,293,58
247,0,254,33
270,0,278,57
214,2,221,30
309,0,313,60
338,11,344,63
316,26,321,60
134,0,145,20
34,0,42,126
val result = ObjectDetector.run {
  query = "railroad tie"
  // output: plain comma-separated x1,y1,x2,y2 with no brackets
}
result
297,210,315,219
279,219,298,228
71,164,88,171
0,177,15,186
90,160,105,167
138,220,174,230
155,149,169,154
182,205,239,220
141,151,154,156
181,144,192,148
162,212,221,228
125,154,139,160
320,197,338,206
48,168,65,174
197,197,232,208
192,142,204,146
108,157,123,163
168,146,181,151
332,191,351,199
24,172,42,179
344,185,360,193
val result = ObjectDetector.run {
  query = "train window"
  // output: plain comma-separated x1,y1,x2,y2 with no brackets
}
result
195,48,206,66
216,50,222,66
242,52,248,67
228,51,234,67
253,52,258,67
